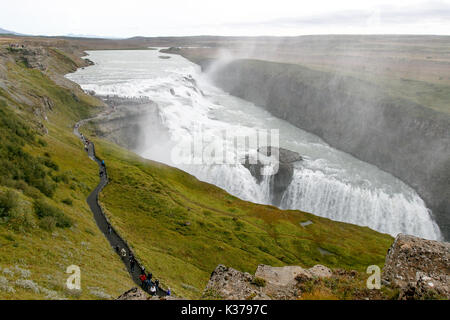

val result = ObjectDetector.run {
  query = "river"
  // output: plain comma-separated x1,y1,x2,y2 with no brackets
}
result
67,49,442,240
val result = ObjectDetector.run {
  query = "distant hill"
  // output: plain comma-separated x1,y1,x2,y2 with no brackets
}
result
0,27,21,35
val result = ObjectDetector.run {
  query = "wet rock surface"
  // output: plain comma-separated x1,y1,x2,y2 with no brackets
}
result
382,234,450,299
244,147,302,206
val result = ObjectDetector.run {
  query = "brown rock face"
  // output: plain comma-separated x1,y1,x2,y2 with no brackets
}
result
117,287,182,300
116,287,149,300
203,265,271,300
382,234,450,299
203,264,332,300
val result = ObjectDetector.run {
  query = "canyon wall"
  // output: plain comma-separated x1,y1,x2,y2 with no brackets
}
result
204,59,450,240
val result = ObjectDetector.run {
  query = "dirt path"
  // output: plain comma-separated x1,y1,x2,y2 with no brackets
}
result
74,121,167,298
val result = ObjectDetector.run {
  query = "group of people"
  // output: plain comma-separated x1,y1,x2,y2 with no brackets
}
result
77,123,170,298
79,131,90,153
138,269,160,296
114,245,169,296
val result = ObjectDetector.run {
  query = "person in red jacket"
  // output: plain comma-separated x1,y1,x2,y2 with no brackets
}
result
139,274,147,290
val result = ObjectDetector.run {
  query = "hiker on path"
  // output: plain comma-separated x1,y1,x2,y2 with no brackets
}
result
155,279,160,290
140,265,146,275
147,273,153,282
108,225,112,235
120,248,127,258
139,273,147,290
115,245,120,254
129,255,135,272
145,278,152,292
150,284,156,296
167,288,171,296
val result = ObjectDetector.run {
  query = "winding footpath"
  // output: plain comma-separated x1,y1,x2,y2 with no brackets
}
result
74,119,167,298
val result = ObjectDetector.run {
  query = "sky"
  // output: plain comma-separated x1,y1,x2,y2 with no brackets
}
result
1,0,449,37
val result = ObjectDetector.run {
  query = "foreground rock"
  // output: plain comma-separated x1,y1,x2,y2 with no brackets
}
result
117,287,181,300
382,234,450,299
203,264,331,300
117,287,149,300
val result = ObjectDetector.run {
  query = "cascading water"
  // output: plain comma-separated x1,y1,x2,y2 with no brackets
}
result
67,49,442,241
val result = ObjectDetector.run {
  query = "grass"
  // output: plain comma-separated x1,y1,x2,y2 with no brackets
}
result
300,62,450,114
84,133,394,299
0,43,394,300
297,271,399,300
0,47,134,299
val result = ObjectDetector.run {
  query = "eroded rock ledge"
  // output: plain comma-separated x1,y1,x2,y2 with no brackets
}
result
244,147,302,206
203,264,332,300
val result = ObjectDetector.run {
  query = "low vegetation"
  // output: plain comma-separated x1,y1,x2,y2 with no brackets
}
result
84,133,394,299
0,45,134,299
0,41,394,300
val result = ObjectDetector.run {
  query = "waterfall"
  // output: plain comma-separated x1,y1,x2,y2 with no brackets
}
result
280,168,441,240
66,49,443,241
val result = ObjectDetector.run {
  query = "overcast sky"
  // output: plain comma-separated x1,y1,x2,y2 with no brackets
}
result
1,0,449,37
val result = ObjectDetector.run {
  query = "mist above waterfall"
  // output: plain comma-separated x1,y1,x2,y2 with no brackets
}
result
67,48,442,241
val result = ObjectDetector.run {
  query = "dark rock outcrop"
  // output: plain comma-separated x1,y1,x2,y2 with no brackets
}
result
244,147,302,206
382,234,450,299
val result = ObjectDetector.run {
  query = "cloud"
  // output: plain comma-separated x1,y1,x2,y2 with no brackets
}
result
0,0,449,37
211,1,450,35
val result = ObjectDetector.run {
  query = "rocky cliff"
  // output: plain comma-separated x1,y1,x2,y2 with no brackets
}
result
382,234,450,299
202,234,449,300
203,264,334,300
244,147,303,206
87,96,164,153
204,59,450,240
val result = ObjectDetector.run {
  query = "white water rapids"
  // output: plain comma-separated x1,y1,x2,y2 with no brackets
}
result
67,49,442,240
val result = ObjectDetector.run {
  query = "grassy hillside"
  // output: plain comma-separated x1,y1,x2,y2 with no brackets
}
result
0,42,394,300
80,131,393,299
0,46,135,299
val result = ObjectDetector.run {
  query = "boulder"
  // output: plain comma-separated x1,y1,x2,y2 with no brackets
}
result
255,265,309,286
382,234,450,299
308,265,333,279
203,264,335,300
116,287,149,300
203,265,270,300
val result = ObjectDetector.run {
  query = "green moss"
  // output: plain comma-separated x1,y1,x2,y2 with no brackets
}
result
0,49,134,300
33,199,72,229
251,277,266,287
